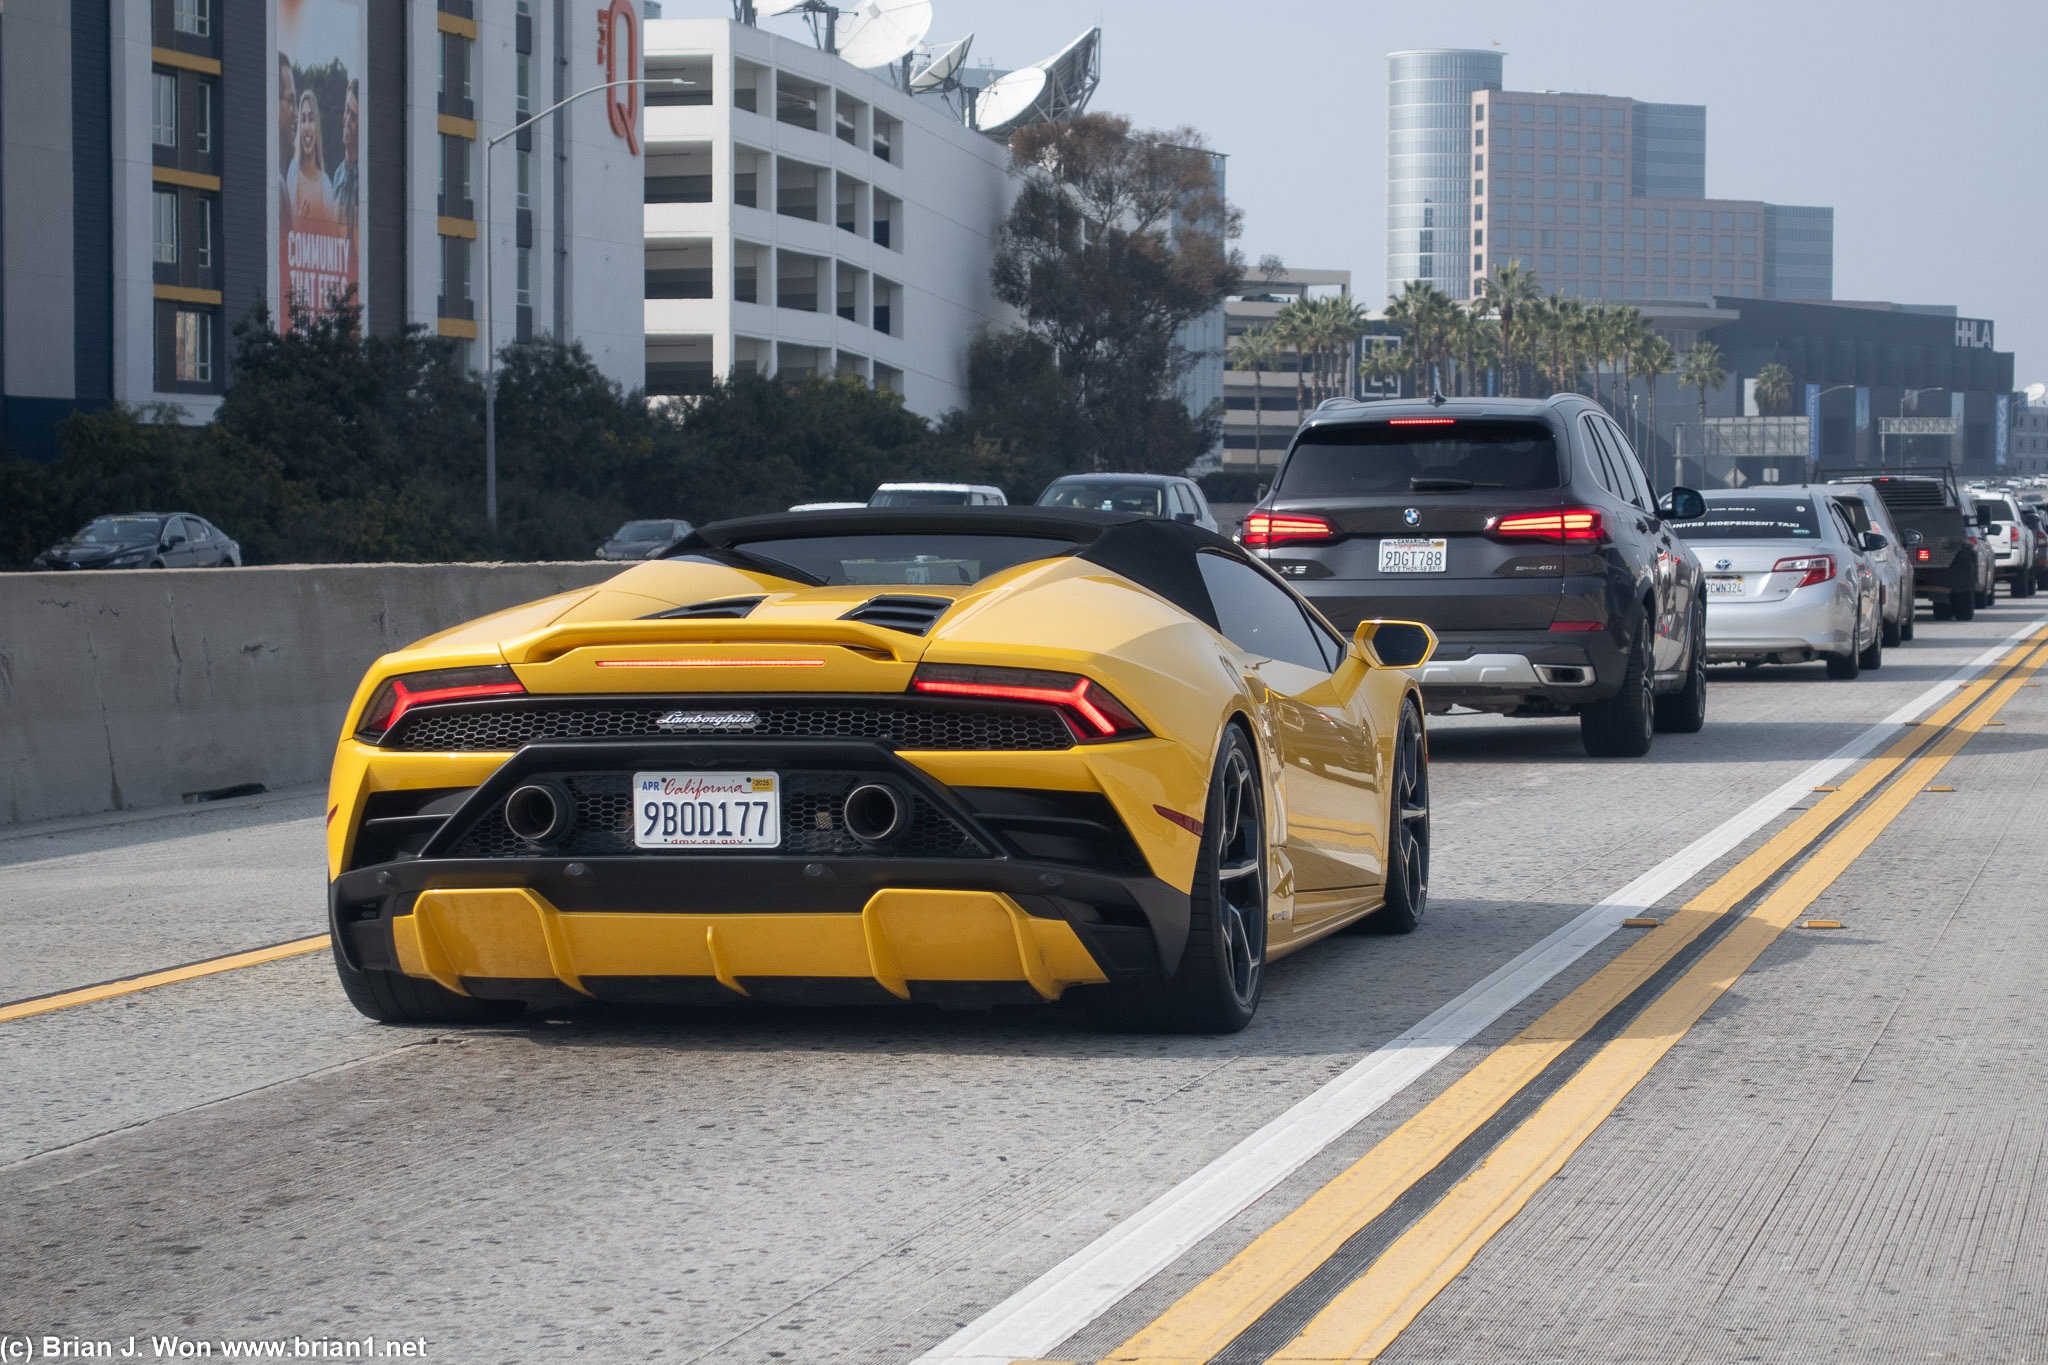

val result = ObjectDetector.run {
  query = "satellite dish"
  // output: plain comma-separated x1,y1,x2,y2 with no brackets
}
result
1033,27,1102,120
910,33,973,92
972,66,1047,134
836,0,933,69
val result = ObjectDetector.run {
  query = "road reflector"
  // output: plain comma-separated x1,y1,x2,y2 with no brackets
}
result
1986,720,2006,725
1926,786,1956,792
1621,917,1659,928
1800,920,1845,930
1811,785,1838,792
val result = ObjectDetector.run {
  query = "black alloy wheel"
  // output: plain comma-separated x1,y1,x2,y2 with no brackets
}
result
1368,701,1430,934
1097,727,1266,1034
1653,600,1709,734
1580,619,1655,758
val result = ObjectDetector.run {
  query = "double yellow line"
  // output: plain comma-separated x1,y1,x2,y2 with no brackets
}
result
1104,627,2048,1365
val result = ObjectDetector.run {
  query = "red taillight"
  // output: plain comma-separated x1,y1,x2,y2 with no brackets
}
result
1242,511,1338,547
1490,508,1605,543
911,664,1146,742
1915,547,1932,562
1772,554,1835,589
356,665,524,741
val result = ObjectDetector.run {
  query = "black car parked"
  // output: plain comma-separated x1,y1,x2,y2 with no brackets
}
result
596,518,694,561
33,513,242,570
1242,394,1708,757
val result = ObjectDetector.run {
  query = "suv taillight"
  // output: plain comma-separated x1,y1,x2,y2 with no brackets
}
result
1489,508,1605,543
1772,554,1835,589
1242,512,1337,547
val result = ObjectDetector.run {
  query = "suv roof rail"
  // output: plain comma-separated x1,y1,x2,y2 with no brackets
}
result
1313,397,1371,413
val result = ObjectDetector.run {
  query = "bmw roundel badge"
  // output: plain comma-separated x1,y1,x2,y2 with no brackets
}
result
1403,507,1421,527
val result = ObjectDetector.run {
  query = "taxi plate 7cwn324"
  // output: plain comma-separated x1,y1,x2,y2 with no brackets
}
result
632,772,781,849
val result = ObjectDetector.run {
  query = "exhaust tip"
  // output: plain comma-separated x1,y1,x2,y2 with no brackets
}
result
504,782,571,844
842,782,908,845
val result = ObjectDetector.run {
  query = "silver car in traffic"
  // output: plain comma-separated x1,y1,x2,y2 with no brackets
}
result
1678,487,1885,679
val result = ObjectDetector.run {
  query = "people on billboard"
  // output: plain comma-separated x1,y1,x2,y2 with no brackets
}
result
331,80,362,246
287,91,341,235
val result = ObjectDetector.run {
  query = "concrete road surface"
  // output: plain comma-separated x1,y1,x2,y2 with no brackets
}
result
5,596,2047,1365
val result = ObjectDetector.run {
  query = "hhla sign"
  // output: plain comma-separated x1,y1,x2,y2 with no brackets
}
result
1955,317,1995,350
597,0,643,155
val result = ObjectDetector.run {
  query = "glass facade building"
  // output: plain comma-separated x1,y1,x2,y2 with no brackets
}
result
1386,49,1501,303
1630,103,1706,199
1764,204,1834,301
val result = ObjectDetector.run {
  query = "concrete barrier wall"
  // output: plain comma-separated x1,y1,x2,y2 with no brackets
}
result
0,563,623,825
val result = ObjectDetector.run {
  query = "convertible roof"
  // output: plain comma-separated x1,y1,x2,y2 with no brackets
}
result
672,506,1230,628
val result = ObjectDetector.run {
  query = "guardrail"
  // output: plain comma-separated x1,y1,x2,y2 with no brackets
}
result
0,562,621,826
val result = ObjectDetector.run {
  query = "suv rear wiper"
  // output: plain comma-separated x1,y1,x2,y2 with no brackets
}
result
1409,476,1505,491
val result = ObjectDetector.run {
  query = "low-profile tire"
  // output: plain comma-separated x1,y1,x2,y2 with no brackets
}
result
1825,645,1861,680
333,944,525,1024
1366,701,1430,934
1951,590,1975,621
1091,727,1265,1035
1653,602,1709,734
1881,612,1903,648
1858,625,1883,671
1581,619,1655,758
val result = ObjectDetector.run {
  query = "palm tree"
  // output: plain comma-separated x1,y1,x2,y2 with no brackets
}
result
1477,262,1541,397
1320,294,1373,403
1229,325,1282,472
1632,332,1677,469
1679,339,1728,433
1449,307,1487,396
1272,297,1314,413
1552,296,1589,395
1607,308,1646,421
1359,340,1404,397
1754,361,1794,417
1385,281,1454,398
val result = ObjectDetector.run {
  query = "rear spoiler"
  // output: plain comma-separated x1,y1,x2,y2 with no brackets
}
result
500,618,915,665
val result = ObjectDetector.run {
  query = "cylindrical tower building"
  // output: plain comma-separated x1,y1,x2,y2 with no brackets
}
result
1386,49,1501,304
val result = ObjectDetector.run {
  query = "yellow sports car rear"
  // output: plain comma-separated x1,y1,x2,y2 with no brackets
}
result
326,508,1433,1032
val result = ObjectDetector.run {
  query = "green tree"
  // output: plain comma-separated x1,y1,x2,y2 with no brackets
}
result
1753,361,1795,417
990,113,1242,472
1632,332,1678,465
1229,325,1283,470
1680,339,1729,432
1477,262,1541,396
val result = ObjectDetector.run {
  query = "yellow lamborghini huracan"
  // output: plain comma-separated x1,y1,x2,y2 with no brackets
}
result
325,508,1434,1033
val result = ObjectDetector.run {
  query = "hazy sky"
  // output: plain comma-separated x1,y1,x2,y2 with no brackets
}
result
682,0,2045,380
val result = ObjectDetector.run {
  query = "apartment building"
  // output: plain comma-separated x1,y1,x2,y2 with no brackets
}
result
0,0,644,459
1219,266,1352,471
639,17,1016,415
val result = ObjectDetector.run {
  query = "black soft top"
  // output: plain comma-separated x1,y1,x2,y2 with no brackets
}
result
670,506,1232,628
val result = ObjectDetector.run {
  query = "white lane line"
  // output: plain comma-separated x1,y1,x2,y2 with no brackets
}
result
914,616,2048,1365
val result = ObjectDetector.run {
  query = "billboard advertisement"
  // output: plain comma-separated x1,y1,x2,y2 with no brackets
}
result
277,0,365,328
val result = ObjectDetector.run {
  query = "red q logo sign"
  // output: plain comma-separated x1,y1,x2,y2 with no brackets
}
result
595,0,641,155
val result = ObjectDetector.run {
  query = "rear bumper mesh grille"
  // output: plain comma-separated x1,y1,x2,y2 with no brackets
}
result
444,770,990,860
386,697,1075,752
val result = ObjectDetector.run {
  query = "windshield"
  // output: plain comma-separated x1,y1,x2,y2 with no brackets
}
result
1278,420,1561,497
73,517,163,545
1676,499,1823,540
870,489,973,507
696,534,1076,587
1039,481,1166,515
616,520,677,540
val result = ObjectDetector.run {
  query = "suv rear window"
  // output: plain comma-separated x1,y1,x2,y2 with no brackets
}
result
1278,419,1561,497
1676,499,1823,540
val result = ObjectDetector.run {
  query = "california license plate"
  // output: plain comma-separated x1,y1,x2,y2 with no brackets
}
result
632,772,780,849
1706,575,1746,597
1379,538,1448,573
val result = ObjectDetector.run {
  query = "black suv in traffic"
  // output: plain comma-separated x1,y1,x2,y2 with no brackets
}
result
1243,394,1708,757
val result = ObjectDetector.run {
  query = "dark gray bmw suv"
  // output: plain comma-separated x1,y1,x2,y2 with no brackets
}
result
1242,394,1709,757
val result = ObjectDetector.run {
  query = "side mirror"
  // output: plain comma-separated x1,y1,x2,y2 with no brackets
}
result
1354,619,1438,670
164,534,187,549
1861,531,1889,552
1660,486,1706,521
1905,528,1924,547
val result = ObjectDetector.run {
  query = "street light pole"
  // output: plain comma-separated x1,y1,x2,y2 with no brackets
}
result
480,77,684,533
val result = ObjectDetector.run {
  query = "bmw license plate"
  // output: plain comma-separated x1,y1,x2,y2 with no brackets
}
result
1706,575,1746,597
632,771,780,849
1379,538,1448,573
